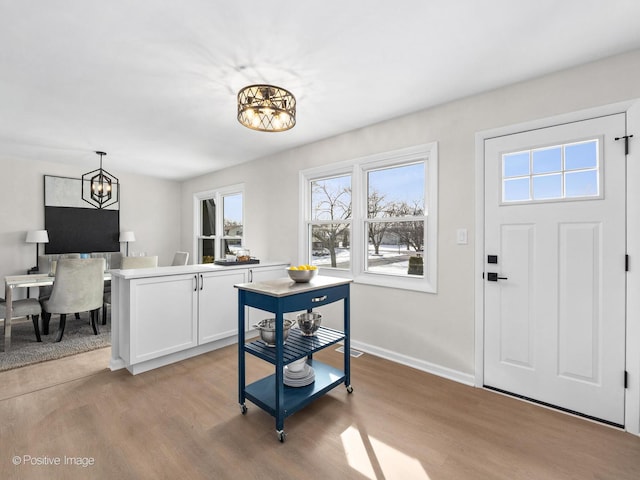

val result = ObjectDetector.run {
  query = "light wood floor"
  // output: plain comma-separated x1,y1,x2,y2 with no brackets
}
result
1,346,639,480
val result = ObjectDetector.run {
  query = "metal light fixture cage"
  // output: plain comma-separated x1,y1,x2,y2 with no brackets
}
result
237,84,296,132
82,151,120,209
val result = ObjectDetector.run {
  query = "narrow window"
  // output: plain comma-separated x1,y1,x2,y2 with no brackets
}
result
195,185,244,263
222,193,243,255
365,163,425,277
309,175,352,269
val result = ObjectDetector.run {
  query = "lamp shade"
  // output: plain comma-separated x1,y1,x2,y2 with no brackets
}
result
26,230,49,244
119,231,135,242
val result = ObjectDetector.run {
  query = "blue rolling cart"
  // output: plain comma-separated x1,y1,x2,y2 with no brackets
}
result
235,276,353,442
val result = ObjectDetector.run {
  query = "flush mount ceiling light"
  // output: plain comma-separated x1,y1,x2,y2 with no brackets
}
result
237,84,296,132
82,151,119,209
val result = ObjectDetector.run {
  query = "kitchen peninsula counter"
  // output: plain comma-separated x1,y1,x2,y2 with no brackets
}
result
110,261,287,374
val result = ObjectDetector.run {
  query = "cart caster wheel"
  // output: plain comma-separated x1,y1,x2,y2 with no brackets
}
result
346,385,354,394
240,404,247,415
277,430,287,442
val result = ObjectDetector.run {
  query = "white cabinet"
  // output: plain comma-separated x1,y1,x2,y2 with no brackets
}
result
127,273,198,364
110,262,288,374
199,269,247,344
248,265,286,283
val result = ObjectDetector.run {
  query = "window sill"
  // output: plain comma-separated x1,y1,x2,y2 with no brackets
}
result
318,268,436,293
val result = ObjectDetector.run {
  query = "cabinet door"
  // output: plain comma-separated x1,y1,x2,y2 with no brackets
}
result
247,266,287,330
130,274,198,363
199,270,247,344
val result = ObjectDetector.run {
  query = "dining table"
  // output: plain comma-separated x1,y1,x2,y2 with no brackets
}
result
2,272,112,352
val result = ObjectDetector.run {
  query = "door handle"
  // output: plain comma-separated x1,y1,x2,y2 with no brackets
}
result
194,275,198,291
200,274,204,290
487,272,508,282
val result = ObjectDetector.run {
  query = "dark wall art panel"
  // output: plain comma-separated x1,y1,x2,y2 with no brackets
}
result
45,206,120,254
43,175,120,254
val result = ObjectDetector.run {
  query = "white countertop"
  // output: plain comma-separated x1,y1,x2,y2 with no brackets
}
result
110,260,288,280
234,275,352,297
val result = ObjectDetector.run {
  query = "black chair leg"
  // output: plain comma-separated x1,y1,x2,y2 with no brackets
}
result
75,312,80,320
31,314,42,342
55,314,67,342
42,311,51,335
90,309,100,335
102,303,107,325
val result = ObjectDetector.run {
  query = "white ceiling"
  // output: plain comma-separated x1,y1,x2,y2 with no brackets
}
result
2,0,640,180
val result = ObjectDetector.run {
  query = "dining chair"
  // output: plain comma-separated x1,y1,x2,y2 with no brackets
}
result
102,256,158,324
0,297,42,342
37,255,55,303
171,251,189,266
100,252,121,325
109,252,123,270
41,258,105,342
37,255,83,320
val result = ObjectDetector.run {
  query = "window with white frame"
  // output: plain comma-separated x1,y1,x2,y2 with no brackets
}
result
301,143,437,292
195,185,244,263
309,174,352,269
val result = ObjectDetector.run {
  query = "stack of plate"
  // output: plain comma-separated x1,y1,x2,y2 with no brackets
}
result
284,359,315,387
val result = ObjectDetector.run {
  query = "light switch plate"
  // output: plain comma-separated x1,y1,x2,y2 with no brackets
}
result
456,228,468,245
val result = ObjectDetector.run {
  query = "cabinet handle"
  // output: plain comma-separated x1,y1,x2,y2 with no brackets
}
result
200,274,204,290
311,295,327,303
194,275,198,292
248,269,253,282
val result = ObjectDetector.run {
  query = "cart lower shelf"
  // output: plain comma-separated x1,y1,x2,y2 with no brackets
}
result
244,361,346,418
244,326,345,364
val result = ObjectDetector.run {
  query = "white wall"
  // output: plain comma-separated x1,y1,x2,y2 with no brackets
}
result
181,49,640,379
0,156,181,294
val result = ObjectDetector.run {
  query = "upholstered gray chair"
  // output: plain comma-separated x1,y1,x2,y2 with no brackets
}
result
108,252,123,270
100,252,122,325
41,258,105,342
0,297,42,342
38,253,81,296
37,254,54,275
38,254,83,320
37,255,55,302
102,256,158,324
171,251,189,266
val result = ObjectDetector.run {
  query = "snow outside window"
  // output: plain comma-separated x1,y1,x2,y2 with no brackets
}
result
300,143,438,293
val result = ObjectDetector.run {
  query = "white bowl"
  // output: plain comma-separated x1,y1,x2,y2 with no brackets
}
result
287,357,307,373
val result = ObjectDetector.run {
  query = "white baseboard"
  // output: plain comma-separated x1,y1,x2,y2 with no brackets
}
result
109,358,126,371
350,339,475,386
111,336,239,375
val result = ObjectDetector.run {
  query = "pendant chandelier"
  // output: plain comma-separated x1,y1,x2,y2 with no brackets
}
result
81,151,119,209
237,84,296,132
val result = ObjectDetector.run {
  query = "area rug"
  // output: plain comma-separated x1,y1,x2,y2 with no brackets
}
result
0,313,110,372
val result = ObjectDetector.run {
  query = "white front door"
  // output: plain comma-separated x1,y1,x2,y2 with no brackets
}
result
483,113,627,426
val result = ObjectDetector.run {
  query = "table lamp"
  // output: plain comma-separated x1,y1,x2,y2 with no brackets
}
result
119,231,135,256
26,229,49,272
